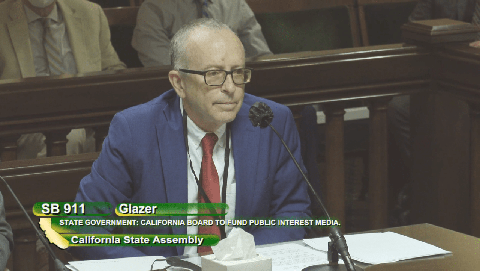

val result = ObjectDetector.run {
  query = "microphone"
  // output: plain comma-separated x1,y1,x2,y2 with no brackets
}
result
249,102,358,271
0,175,69,271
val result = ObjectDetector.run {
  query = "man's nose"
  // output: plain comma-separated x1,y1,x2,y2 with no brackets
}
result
222,73,237,93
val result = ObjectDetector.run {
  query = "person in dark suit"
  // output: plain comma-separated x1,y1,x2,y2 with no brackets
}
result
0,192,13,271
388,0,480,169
409,0,480,45
70,18,311,260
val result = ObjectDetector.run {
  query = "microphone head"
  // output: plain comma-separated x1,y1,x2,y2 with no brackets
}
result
249,102,274,128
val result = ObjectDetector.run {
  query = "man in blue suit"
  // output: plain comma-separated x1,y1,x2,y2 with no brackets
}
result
71,18,311,259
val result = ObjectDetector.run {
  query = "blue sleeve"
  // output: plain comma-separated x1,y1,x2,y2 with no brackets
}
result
69,113,147,259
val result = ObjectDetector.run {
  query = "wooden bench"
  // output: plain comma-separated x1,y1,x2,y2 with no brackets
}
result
247,0,361,49
0,153,98,271
357,0,419,46
103,0,361,68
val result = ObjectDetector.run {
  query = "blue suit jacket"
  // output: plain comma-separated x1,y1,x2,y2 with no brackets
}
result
72,89,311,259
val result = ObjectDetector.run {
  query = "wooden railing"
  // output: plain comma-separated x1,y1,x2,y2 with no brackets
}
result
0,154,97,271
0,19,479,270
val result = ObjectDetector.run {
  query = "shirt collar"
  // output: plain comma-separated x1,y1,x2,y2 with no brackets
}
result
180,98,226,150
23,3,60,24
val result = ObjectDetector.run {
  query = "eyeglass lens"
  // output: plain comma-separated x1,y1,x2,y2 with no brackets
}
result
205,69,251,85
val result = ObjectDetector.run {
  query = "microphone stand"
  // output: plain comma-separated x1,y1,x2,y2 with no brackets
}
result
266,123,362,271
247,100,362,271
0,176,69,271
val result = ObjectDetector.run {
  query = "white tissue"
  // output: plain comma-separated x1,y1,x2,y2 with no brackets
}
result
211,228,257,261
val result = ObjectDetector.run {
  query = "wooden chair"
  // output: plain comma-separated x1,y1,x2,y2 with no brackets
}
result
103,7,142,68
129,0,143,6
357,0,419,46
103,6,139,26
247,0,362,52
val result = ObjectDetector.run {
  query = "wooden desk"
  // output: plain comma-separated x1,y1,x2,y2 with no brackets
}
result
365,223,480,270
190,223,479,270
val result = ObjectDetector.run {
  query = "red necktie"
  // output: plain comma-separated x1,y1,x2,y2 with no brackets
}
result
198,133,221,253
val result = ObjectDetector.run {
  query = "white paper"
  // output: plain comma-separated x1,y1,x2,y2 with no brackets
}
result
256,243,329,271
303,232,451,265
68,256,168,271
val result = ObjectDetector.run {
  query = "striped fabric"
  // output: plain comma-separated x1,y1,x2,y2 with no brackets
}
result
200,0,209,18
42,18,66,75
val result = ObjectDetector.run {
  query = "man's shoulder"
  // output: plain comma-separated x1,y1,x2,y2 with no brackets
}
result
0,0,20,23
60,0,101,15
117,89,177,122
0,0,10,12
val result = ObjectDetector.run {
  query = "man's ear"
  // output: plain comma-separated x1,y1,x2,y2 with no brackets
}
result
169,70,186,98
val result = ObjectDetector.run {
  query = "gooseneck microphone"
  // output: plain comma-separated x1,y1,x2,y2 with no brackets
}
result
249,102,358,271
0,175,69,271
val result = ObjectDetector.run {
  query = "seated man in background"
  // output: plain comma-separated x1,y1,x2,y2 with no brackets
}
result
0,0,126,159
132,0,272,67
0,192,13,271
71,18,310,259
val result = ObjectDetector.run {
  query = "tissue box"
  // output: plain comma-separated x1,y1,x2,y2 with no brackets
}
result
201,254,272,271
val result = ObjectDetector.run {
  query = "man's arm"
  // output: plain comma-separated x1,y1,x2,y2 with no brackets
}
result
131,1,172,67
69,113,146,259
236,0,273,58
0,192,13,271
97,5,126,70
251,108,311,245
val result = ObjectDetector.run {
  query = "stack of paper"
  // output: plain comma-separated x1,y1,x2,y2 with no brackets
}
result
303,232,451,265
256,244,329,271
67,256,168,271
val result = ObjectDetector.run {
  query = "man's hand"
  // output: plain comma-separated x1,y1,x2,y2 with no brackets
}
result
469,41,480,48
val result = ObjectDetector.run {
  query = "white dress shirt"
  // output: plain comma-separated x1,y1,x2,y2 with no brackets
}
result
23,3,77,76
180,99,237,255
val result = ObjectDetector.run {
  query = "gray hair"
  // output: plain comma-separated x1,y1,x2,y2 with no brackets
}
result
169,18,238,70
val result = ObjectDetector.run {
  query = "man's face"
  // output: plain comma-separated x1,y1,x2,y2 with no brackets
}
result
174,28,245,132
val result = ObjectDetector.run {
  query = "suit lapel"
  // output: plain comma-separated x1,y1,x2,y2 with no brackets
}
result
156,94,188,255
57,0,87,73
231,103,260,219
7,0,35,78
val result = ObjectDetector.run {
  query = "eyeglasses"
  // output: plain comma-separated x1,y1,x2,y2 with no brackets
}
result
179,68,252,86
